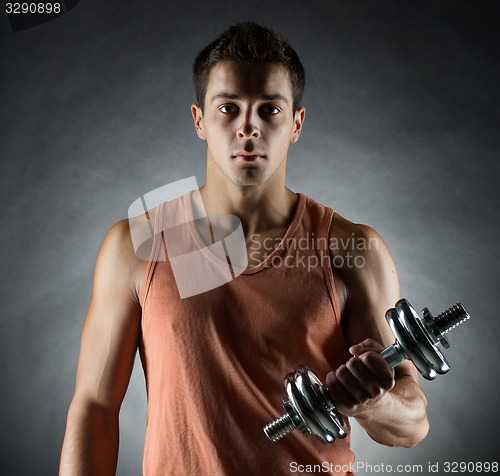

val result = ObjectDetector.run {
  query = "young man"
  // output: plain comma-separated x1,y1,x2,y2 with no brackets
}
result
60,22,428,475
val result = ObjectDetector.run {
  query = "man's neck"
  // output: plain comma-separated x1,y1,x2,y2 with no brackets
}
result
196,182,298,238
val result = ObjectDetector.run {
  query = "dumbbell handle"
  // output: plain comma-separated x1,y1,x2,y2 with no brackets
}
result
379,343,406,369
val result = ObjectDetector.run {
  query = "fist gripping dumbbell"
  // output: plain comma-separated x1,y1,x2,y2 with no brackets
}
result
263,299,470,444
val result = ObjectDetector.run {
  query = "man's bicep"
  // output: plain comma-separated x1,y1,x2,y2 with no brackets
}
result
341,226,401,349
73,220,142,411
341,228,420,382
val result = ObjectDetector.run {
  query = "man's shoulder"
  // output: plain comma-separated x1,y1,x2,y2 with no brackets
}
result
95,212,155,303
330,212,384,254
329,212,396,279
301,194,382,248
104,206,157,265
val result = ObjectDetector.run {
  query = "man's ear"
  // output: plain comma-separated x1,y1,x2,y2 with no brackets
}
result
290,106,306,144
191,103,206,140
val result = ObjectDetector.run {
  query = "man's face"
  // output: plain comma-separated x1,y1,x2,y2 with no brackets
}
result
192,60,305,187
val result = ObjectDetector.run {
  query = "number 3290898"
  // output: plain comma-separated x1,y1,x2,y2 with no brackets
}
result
444,462,498,473
5,3,62,14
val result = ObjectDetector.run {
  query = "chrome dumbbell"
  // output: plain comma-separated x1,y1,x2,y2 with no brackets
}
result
263,299,470,444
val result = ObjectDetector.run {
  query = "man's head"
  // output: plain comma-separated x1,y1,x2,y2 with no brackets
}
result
191,22,306,188
192,22,305,113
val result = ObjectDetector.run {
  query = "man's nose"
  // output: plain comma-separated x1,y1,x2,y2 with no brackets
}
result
237,113,260,139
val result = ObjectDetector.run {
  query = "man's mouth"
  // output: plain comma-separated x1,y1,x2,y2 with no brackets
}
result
233,151,264,162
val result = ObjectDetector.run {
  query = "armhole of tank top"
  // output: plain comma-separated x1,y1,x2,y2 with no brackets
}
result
322,207,342,328
140,202,165,309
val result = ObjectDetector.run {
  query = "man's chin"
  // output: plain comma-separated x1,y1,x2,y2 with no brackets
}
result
228,170,268,187
231,175,267,187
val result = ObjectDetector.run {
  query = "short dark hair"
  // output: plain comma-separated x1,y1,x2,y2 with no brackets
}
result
192,21,306,112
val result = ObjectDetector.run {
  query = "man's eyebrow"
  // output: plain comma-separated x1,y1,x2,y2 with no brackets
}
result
211,92,240,102
260,94,288,104
210,92,289,104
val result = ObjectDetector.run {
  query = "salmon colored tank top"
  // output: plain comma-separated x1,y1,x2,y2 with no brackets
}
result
140,192,356,476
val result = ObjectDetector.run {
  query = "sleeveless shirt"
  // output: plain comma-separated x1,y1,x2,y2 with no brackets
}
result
139,191,356,475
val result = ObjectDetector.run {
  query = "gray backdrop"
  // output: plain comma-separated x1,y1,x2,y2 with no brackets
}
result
1,1,498,475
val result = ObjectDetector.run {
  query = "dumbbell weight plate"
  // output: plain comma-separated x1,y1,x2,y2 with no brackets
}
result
388,300,449,380
285,366,348,444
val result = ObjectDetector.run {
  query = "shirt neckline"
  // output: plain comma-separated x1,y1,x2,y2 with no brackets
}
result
184,191,306,275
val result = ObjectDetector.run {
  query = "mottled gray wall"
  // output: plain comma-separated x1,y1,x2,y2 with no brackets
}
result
1,1,498,475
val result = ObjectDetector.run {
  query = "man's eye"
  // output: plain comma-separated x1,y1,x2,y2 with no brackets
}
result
219,105,238,113
262,105,280,115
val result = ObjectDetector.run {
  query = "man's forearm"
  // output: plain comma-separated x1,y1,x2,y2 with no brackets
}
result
59,399,120,476
354,376,429,448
